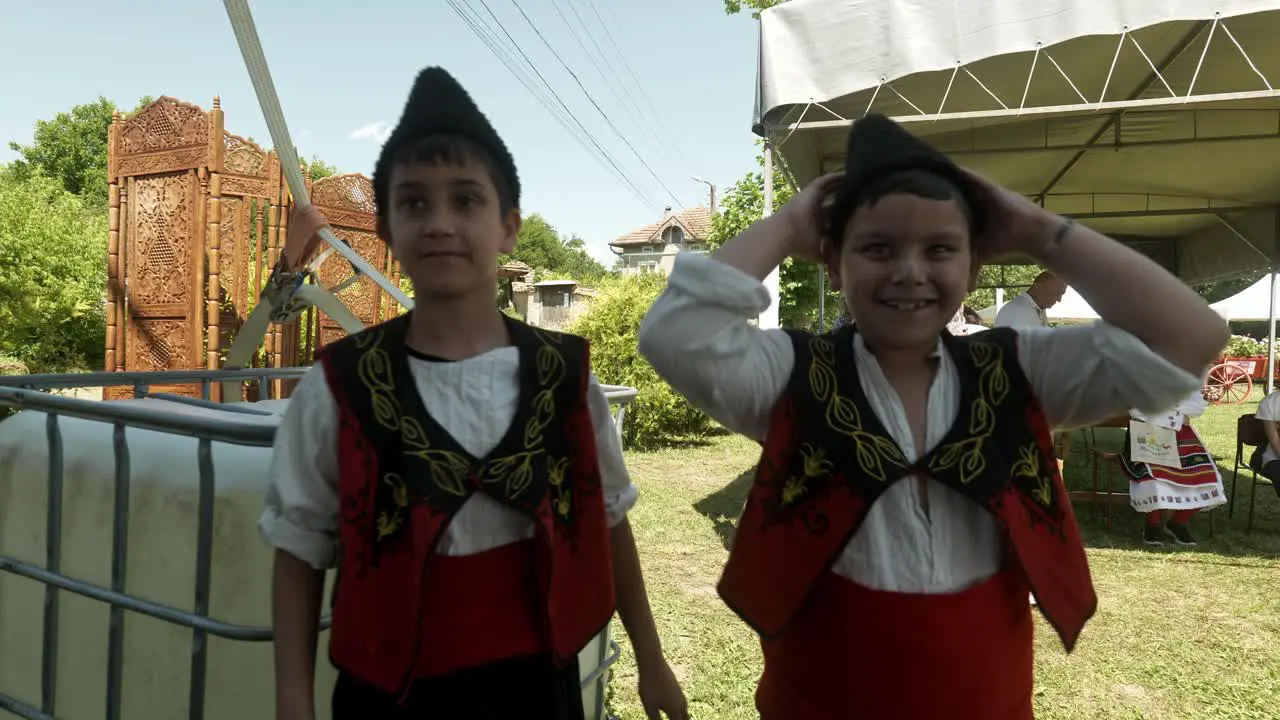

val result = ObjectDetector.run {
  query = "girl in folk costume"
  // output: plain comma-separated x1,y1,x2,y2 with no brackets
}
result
638,115,1228,719
259,68,687,720
1122,389,1225,547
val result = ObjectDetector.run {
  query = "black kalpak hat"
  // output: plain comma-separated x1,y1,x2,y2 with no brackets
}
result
372,67,520,221
826,113,983,240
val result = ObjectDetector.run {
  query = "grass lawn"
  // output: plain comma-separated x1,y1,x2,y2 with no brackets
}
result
605,392,1280,719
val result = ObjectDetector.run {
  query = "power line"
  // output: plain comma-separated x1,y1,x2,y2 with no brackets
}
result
465,0,660,209
447,0,660,209
576,0,698,178
548,0,673,173
506,0,686,210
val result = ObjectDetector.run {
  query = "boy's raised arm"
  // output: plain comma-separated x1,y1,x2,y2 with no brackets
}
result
967,171,1229,376
638,177,843,441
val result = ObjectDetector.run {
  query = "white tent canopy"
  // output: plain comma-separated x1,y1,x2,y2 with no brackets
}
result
978,287,1100,323
1209,272,1280,319
755,0,1280,283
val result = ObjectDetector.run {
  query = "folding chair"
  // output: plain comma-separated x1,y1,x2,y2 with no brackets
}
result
1230,414,1270,533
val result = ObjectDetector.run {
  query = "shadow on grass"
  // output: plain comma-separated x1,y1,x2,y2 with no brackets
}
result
627,425,733,453
691,468,755,551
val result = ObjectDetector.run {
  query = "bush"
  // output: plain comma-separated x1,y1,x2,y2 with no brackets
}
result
0,169,107,371
567,273,710,449
1224,334,1266,358
0,354,28,376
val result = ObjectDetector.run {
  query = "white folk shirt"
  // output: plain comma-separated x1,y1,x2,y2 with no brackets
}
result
994,292,1047,330
1254,391,1280,464
259,348,638,570
638,254,1200,594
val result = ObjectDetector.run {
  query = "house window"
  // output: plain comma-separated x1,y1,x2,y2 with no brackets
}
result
642,245,655,253
640,261,658,274
663,226,685,245
686,243,703,252
542,290,571,307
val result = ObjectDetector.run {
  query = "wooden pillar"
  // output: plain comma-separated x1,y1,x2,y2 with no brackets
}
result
205,97,225,400
205,171,223,399
105,112,122,372
116,180,129,372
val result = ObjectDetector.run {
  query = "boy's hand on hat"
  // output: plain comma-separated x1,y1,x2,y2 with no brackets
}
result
961,169,1061,263
781,171,844,261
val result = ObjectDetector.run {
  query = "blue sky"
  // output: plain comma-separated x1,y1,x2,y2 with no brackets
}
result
0,0,762,264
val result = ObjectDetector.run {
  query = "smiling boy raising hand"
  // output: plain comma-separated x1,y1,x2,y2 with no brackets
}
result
639,115,1228,719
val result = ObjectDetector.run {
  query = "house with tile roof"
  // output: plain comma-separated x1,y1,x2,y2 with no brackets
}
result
609,206,714,275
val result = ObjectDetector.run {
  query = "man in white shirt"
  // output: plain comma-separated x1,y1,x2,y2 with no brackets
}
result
994,271,1067,329
1252,391,1280,499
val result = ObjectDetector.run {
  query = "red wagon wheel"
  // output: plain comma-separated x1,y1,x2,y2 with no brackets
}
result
1203,363,1253,405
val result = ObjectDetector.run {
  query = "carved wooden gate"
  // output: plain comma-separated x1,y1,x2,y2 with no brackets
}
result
105,96,404,399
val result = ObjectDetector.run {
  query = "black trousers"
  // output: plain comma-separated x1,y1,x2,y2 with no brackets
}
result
332,653,584,720
1257,457,1280,499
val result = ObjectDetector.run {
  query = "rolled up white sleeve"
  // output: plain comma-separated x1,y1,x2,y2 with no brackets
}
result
1016,323,1203,429
637,253,794,442
258,363,340,570
587,374,638,526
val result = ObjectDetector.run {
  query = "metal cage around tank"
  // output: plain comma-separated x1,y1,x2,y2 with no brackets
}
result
0,368,636,720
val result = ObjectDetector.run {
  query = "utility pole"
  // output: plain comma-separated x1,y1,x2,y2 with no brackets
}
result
692,176,717,214
759,144,780,330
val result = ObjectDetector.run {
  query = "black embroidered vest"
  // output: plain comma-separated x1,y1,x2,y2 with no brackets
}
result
719,325,1096,651
319,313,615,695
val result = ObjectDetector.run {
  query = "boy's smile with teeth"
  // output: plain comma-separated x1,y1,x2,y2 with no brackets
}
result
881,299,936,311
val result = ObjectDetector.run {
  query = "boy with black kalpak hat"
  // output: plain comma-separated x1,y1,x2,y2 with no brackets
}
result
639,114,1228,718
261,67,688,720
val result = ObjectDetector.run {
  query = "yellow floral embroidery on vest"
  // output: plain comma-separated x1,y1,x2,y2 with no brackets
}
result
353,326,574,541
376,473,410,541
780,443,834,509
807,336,908,483
928,340,1011,484
1011,444,1053,507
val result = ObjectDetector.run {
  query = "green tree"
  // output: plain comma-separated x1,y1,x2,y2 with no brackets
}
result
722,0,788,17
0,168,108,371
707,153,840,330
7,96,153,212
505,213,609,284
303,155,339,182
965,265,1043,313
568,273,710,448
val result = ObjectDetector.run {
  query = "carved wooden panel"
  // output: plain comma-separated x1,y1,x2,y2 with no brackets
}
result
311,174,377,232
116,97,210,176
123,172,201,395
217,195,252,316
128,173,196,306
310,174,385,348
315,229,389,348
223,132,269,176
220,132,279,198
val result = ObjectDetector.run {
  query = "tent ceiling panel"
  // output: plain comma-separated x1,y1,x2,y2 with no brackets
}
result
757,1,1280,130
759,1,1280,280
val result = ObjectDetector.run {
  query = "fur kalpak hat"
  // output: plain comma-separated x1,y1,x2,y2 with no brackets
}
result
826,113,983,238
373,67,521,220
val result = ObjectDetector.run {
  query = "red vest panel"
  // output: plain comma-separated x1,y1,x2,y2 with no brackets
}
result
320,314,615,697
718,326,1096,652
